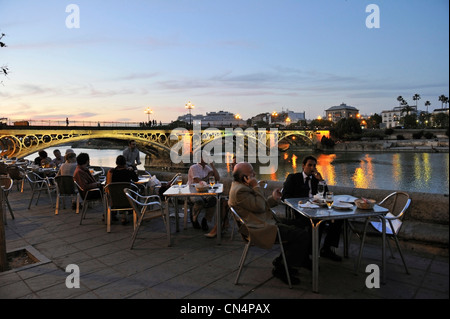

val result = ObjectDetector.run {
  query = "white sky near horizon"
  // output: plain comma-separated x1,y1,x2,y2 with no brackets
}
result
0,0,448,124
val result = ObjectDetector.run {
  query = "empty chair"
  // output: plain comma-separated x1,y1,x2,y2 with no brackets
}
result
54,175,80,215
7,165,26,192
229,206,292,288
104,182,138,232
124,188,169,249
75,180,104,226
356,191,411,275
0,176,14,224
25,171,56,209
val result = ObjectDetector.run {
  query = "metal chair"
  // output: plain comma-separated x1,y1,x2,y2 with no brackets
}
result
0,176,14,224
124,188,168,249
54,175,80,215
7,165,26,192
229,206,292,288
104,182,138,232
25,171,56,209
75,180,104,226
356,191,411,274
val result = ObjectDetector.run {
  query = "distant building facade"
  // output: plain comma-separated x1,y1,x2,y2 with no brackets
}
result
325,103,359,123
380,106,418,128
177,110,245,127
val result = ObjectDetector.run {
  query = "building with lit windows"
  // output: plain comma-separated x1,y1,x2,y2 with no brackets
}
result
325,103,359,123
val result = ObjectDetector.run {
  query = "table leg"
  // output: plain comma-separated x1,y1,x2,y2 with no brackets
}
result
216,194,221,245
183,198,188,230
174,198,179,232
343,220,349,258
381,215,386,284
165,198,171,246
310,219,323,293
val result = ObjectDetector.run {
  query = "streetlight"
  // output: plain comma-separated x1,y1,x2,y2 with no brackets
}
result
144,107,153,126
185,101,195,126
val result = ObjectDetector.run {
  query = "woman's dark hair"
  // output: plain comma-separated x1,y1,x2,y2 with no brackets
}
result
115,155,127,166
76,152,90,165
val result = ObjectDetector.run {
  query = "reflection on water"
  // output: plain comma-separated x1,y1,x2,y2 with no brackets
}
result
26,147,449,194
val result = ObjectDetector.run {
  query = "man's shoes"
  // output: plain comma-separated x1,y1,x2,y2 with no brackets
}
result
272,267,300,285
201,218,209,231
320,247,342,262
272,257,299,275
192,218,201,229
204,232,217,238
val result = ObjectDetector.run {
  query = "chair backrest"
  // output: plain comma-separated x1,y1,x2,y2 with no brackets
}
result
167,173,181,186
0,176,13,191
378,192,411,220
229,206,250,242
55,175,77,195
378,191,411,234
124,188,163,218
105,182,136,209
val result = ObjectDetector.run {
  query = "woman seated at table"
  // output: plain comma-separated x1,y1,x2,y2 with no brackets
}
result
106,155,139,185
106,155,142,224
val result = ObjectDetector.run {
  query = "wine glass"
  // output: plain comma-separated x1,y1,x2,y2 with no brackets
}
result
326,192,334,209
176,176,183,188
209,176,215,189
317,181,325,199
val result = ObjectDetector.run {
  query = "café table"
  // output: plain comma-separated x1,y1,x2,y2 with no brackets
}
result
283,195,389,293
163,183,223,244
135,175,150,195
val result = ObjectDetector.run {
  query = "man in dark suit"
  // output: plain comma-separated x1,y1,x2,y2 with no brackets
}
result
282,155,343,262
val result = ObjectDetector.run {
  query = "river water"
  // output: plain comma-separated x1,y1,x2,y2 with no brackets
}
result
26,147,449,194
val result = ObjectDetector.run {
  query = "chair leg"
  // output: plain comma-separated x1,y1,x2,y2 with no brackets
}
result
130,211,145,249
234,241,251,285
28,191,35,209
106,208,111,233
55,194,60,215
356,218,370,272
75,194,80,214
79,200,88,224
391,230,410,274
277,230,292,288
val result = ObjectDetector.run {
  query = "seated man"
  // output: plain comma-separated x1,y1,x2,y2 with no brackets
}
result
282,155,343,262
228,162,311,285
73,152,103,200
187,157,220,231
57,152,77,177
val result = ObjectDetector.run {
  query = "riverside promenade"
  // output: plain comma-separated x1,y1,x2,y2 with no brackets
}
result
1,183,448,304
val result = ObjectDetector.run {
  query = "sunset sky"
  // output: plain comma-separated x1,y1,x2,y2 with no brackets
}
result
0,0,448,124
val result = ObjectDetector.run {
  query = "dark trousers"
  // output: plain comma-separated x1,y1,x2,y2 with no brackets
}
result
292,211,343,249
275,218,311,267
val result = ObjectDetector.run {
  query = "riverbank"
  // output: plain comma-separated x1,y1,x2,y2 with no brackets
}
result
327,139,449,153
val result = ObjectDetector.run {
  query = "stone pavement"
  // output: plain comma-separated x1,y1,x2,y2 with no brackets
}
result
1,187,448,303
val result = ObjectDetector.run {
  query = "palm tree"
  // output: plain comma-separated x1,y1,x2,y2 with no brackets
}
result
400,99,414,116
424,100,431,112
412,94,421,109
397,96,404,106
438,95,447,108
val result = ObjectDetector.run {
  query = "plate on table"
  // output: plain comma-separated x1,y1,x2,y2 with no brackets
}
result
332,202,353,210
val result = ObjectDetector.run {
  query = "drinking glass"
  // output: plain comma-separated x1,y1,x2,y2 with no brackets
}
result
209,176,215,189
317,181,325,199
326,192,334,209
176,176,183,188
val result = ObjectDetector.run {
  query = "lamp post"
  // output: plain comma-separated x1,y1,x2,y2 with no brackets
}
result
144,107,153,126
185,101,194,126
